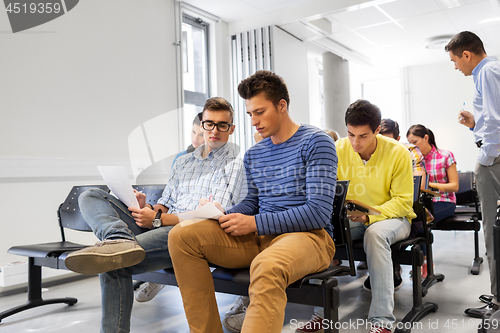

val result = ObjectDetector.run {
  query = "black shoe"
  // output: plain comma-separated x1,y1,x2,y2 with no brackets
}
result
465,304,498,318
362,275,403,292
394,274,403,291
480,294,494,304
394,264,403,291
363,276,371,291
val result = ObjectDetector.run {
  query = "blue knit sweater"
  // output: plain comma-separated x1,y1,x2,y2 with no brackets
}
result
226,124,337,236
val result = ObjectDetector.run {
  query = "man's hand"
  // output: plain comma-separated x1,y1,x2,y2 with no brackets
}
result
458,110,475,129
133,189,147,208
199,197,209,206
199,198,225,213
349,215,368,223
129,206,156,228
219,213,257,236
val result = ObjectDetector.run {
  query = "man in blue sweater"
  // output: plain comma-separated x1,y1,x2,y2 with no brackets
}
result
168,70,338,333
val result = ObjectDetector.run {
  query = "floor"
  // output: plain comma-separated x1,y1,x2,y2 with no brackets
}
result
0,230,492,333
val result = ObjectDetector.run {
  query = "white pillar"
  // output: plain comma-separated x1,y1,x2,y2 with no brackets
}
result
322,52,350,138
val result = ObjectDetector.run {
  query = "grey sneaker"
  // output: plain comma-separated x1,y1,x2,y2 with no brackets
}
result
223,311,246,333
224,296,250,318
65,239,145,274
135,282,165,302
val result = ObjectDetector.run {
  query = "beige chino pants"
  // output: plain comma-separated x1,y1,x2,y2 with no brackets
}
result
168,219,335,333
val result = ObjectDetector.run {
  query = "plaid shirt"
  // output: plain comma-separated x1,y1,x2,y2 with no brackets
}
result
157,143,245,214
405,143,425,173
424,146,456,204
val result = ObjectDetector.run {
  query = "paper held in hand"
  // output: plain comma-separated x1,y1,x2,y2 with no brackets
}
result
97,166,139,209
177,202,224,227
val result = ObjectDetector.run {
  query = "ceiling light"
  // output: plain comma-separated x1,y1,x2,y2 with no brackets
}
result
479,16,500,24
436,0,463,9
425,35,454,49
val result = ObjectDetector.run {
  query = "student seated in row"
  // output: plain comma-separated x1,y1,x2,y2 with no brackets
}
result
296,100,415,333
407,124,458,222
64,97,245,333
172,111,205,166
223,127,341,333
379,119,434,279
168,70,338,333
136,111,206,302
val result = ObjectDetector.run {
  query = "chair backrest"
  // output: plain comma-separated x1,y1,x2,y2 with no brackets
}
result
58,184,166,242
410,176,427,237
413,175,422,204
330,180,350,244
455,171,477,206
330,180,356,276
58,185,110,238
132,185,165,207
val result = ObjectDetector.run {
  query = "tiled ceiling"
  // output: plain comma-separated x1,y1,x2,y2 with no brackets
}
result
182,0,500,68
181,0,315,22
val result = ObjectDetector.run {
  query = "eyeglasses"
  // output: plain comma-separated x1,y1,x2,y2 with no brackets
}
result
201,121,232,132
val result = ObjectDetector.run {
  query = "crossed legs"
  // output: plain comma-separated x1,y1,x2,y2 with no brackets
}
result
77,188,173,333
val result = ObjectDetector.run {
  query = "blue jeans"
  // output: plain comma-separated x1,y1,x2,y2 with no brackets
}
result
431,201,456,223
79,188,173,333
350,217,411,327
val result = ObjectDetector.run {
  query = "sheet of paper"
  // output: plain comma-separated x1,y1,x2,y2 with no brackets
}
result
97,166,139,209
177,202,224,227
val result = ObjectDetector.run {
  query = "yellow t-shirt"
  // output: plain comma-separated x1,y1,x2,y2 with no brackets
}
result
336,134,417,224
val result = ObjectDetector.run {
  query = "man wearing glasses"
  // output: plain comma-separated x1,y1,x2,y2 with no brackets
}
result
64,97,245,333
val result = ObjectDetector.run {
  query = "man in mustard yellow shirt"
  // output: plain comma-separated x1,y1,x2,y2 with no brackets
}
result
336,100,415,333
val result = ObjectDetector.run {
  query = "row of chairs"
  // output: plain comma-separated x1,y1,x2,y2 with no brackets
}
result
0,174,482,332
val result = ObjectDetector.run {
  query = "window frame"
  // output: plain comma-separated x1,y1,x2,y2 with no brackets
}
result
182,13,211,108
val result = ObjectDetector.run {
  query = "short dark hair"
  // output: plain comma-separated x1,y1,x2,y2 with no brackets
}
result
407,124,438,149
237,70,290,110
202,97,234,123
345,99,381,133
380,119,399,139
445,31,486,57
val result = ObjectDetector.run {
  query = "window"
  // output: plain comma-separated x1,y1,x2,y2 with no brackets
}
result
182,13,210,149
350,63,403,126
230,27,273,153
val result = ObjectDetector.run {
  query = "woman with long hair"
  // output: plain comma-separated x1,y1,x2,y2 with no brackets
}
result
407,124,459,222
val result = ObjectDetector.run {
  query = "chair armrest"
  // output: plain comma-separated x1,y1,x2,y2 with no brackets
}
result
289,265,351,288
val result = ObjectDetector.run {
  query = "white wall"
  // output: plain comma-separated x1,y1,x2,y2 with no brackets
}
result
405,61,478,172
0,0,181,273
272,28,310,125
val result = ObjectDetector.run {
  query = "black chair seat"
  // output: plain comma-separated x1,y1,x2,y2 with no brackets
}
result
7,242,89,259
0,185,109,324
211,267,252,284
433,216,481,231
210,264,351,289
455,205,479,213
132,268,179,286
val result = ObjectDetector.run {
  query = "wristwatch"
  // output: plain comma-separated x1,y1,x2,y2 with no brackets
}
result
152,209,163,228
